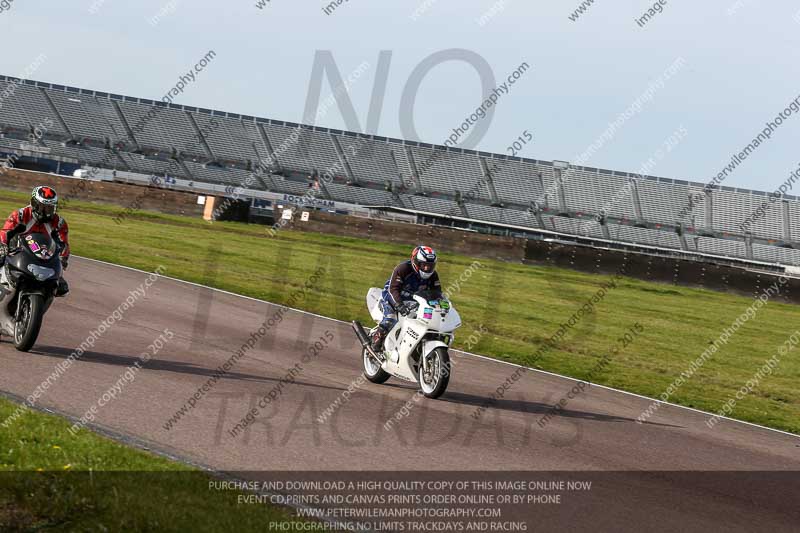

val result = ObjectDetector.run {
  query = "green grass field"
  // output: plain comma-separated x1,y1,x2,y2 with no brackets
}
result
1,189,798,434
0,396,300,530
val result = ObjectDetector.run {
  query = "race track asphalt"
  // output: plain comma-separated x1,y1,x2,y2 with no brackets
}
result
1,258,798,531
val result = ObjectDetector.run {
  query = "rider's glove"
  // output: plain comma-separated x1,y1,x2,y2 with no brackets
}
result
396,303,410,316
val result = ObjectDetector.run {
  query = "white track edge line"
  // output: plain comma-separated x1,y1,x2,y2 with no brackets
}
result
76,255,800,441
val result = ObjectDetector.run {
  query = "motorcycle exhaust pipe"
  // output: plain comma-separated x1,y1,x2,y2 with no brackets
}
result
351,320,371,348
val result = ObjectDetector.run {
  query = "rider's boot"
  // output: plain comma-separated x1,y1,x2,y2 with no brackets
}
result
373,327,401,364
56,278,69,297
370,326,387,354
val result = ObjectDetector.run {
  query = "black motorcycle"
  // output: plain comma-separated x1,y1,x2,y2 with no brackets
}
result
0,224,64,351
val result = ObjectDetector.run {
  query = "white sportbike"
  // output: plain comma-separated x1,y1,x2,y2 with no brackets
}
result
351,288,461,399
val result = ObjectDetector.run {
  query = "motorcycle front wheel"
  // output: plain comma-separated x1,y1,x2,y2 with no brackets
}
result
419,347,450,399
14,294,44,352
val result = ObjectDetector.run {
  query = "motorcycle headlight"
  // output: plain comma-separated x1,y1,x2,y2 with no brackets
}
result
27,264,56,281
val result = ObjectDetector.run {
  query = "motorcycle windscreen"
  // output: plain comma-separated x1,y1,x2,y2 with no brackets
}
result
423,307,461,332
366,287,384,322
439,308,462,331
24,233,57,261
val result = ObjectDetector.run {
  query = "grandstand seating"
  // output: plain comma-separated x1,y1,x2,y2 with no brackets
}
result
1,74,799,265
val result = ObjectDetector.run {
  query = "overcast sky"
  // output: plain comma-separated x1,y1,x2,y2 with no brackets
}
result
1,1,798,192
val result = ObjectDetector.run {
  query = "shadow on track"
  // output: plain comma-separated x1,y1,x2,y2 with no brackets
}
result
379,384,681,428
29,344,347,393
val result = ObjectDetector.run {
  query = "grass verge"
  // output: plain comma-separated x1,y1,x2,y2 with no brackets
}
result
0,396,299,531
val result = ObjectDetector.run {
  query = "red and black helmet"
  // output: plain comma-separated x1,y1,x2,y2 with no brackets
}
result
411,245,437,279
31,186,58,223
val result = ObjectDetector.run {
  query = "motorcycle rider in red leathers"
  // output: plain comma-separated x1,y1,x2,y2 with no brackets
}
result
0,186,70,297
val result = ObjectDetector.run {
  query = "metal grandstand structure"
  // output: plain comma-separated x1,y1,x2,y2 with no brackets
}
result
2,74,800,266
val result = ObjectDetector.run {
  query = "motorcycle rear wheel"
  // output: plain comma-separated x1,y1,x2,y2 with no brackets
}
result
363,348,390,384
14,294,44,352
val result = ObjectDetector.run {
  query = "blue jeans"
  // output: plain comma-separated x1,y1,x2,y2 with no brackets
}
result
379,299,398,332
